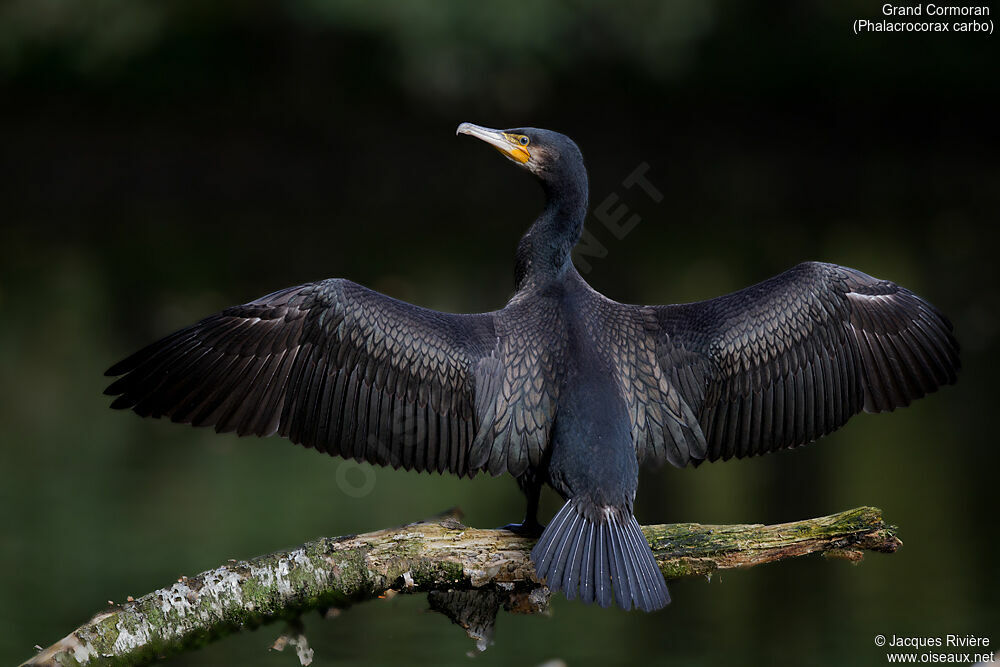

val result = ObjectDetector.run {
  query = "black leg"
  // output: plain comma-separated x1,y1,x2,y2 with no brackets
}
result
501,477,544,537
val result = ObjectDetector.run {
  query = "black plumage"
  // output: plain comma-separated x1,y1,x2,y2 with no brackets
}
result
106,123,959,613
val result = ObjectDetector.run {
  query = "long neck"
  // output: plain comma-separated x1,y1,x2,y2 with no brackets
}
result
514,165,588,289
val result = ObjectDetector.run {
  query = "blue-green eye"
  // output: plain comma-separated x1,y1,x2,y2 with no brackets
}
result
519,136,530,146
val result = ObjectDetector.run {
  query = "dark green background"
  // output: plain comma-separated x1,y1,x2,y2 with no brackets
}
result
1,2,996,665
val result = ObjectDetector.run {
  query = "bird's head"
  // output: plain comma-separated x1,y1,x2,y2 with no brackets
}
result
457,122,589,287
456,123,584,186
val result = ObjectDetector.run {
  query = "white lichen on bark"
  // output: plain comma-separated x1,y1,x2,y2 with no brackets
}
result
23,507,900,666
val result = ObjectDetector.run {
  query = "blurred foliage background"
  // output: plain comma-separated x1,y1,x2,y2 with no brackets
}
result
1,1,997,665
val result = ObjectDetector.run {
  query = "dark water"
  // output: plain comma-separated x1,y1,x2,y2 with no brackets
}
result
2,3,997,665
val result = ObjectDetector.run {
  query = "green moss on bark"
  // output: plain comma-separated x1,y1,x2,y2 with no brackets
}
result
24,507,899,666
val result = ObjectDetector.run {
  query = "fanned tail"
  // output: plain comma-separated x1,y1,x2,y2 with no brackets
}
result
530,499,670,612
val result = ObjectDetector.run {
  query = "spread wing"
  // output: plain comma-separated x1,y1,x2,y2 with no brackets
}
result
639,262,959,466
105,279,500,477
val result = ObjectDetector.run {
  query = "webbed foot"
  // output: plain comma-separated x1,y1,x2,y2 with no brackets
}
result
501,520,545,538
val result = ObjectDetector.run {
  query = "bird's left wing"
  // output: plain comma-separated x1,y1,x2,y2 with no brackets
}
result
631,261,959,467
105,278,500,477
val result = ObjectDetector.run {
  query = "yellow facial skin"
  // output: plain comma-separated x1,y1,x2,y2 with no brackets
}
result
456,123,531,166
500,133,531,164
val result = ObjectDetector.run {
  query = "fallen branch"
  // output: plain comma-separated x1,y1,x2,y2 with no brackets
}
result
24,506,900,666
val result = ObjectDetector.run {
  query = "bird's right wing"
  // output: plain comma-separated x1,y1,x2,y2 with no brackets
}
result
105,278,502,477
638,262,959,466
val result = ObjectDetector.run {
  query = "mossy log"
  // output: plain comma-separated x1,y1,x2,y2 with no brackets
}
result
24,506,900,666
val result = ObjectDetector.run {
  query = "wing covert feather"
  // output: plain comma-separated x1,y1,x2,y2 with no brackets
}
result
106,279,500,477
643,262,959,465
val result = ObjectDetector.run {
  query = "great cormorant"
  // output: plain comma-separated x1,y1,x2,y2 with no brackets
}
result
105,123,960,613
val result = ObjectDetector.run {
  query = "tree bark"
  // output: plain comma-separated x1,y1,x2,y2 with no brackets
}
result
24,506,900,666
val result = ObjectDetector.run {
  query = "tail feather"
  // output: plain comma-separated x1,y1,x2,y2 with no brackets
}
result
624,517,660,610
534,502,575,574
531,499,670,612
608,523,630,608
578,521,596,603
594,521,611,607
612,520,641,610
560,518,587,600
548,510,582,589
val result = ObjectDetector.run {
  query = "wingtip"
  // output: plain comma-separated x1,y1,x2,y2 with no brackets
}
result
103,376,127,397
104,361,127,377
108,394,137,410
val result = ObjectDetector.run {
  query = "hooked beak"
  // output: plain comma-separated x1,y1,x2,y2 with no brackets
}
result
456,122,530,165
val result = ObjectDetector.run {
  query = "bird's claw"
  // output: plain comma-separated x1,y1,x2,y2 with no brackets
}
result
500,521,545,538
